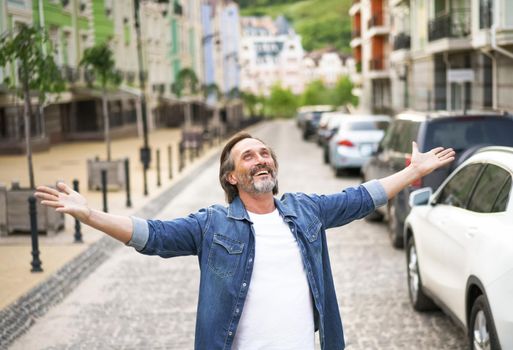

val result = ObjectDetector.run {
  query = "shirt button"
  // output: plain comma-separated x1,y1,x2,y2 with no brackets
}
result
229,331,233,336
242,283,247,287
236,308,240,313
248,258,253,263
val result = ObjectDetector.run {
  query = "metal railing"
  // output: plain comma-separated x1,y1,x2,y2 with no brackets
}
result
393,32,411,50
369,56,388,71
428,8,471,41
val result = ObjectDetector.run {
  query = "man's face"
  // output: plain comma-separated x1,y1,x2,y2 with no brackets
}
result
229,138,277,195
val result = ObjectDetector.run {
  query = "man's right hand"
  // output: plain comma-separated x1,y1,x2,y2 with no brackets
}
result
35,182,91,223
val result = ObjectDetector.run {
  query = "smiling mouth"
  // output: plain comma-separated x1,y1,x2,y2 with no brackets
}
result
254,170,269,176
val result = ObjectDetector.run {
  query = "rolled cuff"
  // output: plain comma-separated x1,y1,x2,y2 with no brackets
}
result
127,216,149,251
361,179,388,209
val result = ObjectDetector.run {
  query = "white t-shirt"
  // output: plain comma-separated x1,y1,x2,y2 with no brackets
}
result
232,209,315,350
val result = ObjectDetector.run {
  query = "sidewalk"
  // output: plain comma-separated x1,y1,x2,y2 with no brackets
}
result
0,128,223,311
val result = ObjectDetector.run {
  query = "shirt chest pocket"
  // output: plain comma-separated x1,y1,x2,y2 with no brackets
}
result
208,234,244,278
304,218,322,243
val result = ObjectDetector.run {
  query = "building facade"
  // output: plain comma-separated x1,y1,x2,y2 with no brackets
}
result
240,15,304,96
351,0,513,114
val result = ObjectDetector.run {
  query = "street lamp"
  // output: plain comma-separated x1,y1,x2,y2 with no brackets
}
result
133,0,169,196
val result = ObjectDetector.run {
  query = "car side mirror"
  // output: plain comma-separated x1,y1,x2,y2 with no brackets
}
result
409,187,433,207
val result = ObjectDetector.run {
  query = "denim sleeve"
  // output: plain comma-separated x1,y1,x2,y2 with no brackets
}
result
310,180,388,229
126,208,207,258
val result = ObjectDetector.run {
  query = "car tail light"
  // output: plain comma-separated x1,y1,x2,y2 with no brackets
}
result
405,155,422,188
338,139,354,147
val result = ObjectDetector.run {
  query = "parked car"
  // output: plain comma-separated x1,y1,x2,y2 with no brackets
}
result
361,110,513,248
317,112,351,161
298,105,333,140
404,146,513,350
328,115,390,175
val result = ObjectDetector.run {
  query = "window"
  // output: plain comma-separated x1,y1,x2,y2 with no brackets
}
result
437,163,483,208
492,177,512,212
468,164,511,213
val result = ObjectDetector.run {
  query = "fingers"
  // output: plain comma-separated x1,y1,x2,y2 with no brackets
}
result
34,192,59,202
430,147,444,154
57,182,72,195
412,141,419,153
41,200,64,208
36,185,61,197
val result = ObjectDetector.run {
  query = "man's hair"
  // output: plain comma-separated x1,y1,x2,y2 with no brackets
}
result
219,132,279,203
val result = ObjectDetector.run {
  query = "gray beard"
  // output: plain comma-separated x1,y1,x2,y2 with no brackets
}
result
238,174,276,194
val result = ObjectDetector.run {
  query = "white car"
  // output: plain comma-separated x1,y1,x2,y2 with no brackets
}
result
328,115,389,176
404,146,513,350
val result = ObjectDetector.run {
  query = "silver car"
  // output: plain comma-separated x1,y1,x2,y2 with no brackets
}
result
328,115,390,176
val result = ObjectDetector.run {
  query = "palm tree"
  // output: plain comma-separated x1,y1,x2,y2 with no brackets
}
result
172,68,199,129
80,42,121,161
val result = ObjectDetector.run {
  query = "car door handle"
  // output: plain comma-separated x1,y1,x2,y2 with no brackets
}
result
466,227,478,238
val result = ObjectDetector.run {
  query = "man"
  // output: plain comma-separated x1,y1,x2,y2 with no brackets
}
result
35,132,455,350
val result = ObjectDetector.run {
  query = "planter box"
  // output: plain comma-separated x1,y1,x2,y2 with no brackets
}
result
87,158,126,191
0,183,65,236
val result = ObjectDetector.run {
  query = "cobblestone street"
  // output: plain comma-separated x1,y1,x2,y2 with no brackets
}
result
8,120,468,349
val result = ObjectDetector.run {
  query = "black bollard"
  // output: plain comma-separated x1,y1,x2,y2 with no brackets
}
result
156,149,161,187
179,141,185,172
189,141,194,163
124,158,132,208
168,145,173,180
101,169,108,213
72,179,83,243
29,195,43,272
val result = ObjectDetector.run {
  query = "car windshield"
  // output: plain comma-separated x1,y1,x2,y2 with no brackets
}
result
346,120,389,131
424,118,513,151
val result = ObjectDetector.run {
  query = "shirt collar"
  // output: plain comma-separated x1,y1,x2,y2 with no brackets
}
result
227,195,297,221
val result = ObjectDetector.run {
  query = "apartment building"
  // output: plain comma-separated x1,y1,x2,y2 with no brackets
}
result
302,48,356,87
240,15,304,96
351,0,513,114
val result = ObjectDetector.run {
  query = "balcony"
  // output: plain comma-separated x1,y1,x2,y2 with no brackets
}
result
368,56,390,79
427,8,472,53
428,9,470,42
393,32,410,50
367,11,389,36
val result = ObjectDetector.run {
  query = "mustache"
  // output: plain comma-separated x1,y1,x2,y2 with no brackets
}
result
249,164,275,177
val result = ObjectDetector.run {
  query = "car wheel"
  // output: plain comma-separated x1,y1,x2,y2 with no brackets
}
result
406,236,437,311
387,200,403,248
469,295,500,350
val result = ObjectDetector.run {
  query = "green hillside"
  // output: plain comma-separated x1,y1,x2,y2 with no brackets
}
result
238,0,352,53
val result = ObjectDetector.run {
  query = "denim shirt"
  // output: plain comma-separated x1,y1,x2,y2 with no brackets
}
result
128,180,388,350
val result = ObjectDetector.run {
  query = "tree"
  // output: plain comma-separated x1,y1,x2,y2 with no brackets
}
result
172,68,199,129
240,91,259,117
172,67,199,98
0,24,64,189
332,76,358,107
266,84,298,119
80,42,122,161
300,79,333,106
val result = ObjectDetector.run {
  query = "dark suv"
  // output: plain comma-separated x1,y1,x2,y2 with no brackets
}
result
361,111,513,248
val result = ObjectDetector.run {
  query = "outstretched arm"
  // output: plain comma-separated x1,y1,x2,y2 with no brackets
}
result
35,182,133,244
379,141,455,199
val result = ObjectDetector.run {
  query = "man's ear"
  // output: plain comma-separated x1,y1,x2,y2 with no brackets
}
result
228,172,237,185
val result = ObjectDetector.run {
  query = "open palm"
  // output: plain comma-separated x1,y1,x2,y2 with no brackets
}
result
410,141,455,177
35,182,91,222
